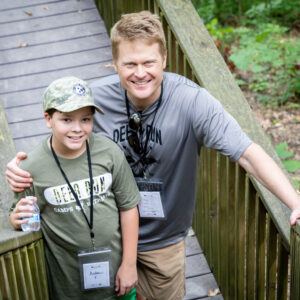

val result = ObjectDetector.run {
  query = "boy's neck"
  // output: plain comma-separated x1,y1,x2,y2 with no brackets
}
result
47,137,87,159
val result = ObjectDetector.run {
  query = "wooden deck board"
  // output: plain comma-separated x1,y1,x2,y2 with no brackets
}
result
0,34,110,65
0,21,105,51
0,0,96,23
0,9,100,37
1,47,112,78
0,0,223,298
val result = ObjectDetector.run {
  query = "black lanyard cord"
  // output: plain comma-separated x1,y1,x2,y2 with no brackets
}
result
50,136,94,240
125,83,163,163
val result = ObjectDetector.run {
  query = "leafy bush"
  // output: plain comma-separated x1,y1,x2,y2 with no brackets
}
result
275,142,300,189
192,0,300,106
229,23,300,105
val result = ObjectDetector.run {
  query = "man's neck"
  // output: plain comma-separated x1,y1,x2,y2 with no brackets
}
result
127,87,161,111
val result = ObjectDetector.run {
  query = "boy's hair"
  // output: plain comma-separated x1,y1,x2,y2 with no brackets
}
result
110,11,167,60
43,77,104,115
46,107,96,117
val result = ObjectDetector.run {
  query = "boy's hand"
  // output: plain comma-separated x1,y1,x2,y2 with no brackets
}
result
10,197,37,230
6,152,32,192
115,262,137,296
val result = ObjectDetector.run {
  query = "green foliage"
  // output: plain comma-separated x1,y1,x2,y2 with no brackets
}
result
192,0,300,106
275,142,300,189
283,160,300,173
275,142,294,159
244,0,300,26
229,23,300,105
192,0,300,26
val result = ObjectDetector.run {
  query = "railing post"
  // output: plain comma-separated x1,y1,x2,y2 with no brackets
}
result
290,221,300,299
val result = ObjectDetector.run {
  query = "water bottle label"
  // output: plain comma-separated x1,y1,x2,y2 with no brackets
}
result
28,214,40,223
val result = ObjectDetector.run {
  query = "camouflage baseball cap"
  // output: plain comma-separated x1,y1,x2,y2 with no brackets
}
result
43,77,104,114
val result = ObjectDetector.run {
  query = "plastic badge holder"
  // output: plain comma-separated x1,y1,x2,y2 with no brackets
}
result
78,248,112,291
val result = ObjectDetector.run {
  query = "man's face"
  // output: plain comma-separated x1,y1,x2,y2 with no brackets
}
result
113,39,167,110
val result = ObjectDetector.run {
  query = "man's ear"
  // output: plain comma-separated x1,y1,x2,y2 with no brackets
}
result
113,59,118,72
44,112,52,129
162,52,167,69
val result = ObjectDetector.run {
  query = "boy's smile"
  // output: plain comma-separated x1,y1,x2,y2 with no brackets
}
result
113,39,167,111
44,107,93,159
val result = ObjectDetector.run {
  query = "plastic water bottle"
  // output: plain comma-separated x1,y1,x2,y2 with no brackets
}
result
21,196,40,232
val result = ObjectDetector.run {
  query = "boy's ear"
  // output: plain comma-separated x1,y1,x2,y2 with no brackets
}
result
44,112,52,129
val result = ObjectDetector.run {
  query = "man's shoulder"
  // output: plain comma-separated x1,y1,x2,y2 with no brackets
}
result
164,72,201,89
163,72,210,104
90,74,120,89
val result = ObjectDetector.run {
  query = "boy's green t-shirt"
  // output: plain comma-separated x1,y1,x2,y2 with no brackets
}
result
12,133,140,300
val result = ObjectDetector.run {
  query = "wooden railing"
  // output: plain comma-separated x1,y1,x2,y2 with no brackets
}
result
0,99,49,299
0,230,49,300
95,0,299,299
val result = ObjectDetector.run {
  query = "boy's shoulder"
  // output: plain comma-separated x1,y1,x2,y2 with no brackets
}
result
93,133,122,152
19,137,51,172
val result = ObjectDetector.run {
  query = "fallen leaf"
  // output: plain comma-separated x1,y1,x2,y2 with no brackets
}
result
24,11,33,16
43,5,49,10
208,288,219,296
279,38,287,44
17,41,28,48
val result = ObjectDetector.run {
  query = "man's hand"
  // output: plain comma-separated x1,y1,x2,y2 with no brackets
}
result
115,262,137,296
6,152,32,192
290,199,300,226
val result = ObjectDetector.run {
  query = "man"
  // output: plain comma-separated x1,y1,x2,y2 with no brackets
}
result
6,11,300,300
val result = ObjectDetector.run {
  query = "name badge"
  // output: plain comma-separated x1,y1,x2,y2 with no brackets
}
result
135,178,165,219
78,248,112,290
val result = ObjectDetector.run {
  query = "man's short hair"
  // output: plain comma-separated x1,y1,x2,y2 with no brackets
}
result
110,11,167,60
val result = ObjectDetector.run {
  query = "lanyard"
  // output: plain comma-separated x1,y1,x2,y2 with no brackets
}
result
50,136,95,248
125,84,163,171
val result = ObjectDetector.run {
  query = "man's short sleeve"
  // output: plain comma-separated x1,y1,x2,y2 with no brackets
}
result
191,88,252,161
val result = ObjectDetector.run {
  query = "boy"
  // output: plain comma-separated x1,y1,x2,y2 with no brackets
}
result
9,77,140,299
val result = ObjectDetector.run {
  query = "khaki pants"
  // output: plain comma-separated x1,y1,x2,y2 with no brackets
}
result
136,239,186,300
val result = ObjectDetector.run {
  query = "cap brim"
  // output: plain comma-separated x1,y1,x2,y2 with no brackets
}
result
53,103,104,115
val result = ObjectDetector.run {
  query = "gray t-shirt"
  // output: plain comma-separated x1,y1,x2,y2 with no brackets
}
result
91,72,252,251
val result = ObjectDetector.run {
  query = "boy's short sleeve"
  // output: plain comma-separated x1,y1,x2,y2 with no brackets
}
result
111,149,141,211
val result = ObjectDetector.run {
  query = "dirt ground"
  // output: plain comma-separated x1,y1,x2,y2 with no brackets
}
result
244,91,300,185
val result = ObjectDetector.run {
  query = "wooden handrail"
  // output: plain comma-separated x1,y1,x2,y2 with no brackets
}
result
0,229,49,300
0,99,16,230
290,221,300,299
0,97,49,299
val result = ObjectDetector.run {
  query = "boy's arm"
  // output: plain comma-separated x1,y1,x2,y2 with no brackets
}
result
115,206,139,296
10,197,37,230
238,143,300,225
6,152,33,192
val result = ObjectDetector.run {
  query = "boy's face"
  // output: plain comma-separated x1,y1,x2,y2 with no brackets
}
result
44,106,93,158
113,39,167,110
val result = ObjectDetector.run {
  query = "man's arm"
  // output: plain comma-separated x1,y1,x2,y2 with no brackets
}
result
115,206,139,296
6,152,33,192
238,143,300,225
